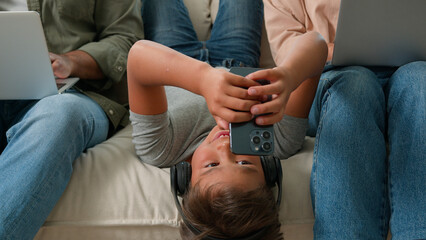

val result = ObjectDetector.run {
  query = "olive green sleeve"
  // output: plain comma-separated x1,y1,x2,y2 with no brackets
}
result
79,0,144,84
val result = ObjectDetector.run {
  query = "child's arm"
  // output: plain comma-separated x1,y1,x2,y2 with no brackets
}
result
127,40,260,125
246,32,327,125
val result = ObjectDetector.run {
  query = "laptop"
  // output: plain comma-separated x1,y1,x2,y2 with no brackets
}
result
331,0,426,67
0,11,79,100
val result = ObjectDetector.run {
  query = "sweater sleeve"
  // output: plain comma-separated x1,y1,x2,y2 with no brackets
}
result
263,0,307,66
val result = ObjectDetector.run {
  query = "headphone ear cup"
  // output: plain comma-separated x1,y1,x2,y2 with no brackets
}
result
170,164,178,196
261,156,283,206
274,156,283,185
260,156,282,187
174,161,192,196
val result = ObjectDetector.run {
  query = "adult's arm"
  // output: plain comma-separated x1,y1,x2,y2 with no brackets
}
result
263,0,334,65
50,51,103,79
51,0,143,82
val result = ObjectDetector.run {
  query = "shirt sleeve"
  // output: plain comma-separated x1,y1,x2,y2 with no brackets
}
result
130,111,178,167
263,0,307,66
130,87,216,168
79,0,144,84
273,115,308,159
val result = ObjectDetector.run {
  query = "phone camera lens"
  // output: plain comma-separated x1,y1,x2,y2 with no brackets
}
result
262,142,271,151
262,131,271,139
252,136,261,144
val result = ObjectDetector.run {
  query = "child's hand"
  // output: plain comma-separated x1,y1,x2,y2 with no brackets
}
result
245,67,301,125
200,68,261,127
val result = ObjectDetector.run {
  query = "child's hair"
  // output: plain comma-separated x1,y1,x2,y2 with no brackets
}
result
179,183,283,240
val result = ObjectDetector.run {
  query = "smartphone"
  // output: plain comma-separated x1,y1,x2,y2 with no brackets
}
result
228,67,274,156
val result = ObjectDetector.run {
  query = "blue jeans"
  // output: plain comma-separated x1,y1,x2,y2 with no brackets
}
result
142,0,263,68
0,91,109,240
308,62,426,239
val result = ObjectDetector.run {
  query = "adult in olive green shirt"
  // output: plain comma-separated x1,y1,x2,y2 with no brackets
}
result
0,0,143,239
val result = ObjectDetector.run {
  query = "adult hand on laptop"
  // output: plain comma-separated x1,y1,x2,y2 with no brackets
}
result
49,50,104,80
49,52,73,79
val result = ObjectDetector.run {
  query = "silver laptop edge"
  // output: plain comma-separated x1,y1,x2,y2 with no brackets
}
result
332,0,426,67
0,11,79,100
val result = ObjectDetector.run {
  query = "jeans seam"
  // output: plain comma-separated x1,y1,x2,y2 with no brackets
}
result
386,159,392,238
311,78,331,227
313,89,330,223
378,162,389,240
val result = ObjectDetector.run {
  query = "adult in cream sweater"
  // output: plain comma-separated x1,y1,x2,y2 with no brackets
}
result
263,0,426,239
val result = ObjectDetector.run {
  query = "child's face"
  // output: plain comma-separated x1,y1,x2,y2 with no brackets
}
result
190,126,266,191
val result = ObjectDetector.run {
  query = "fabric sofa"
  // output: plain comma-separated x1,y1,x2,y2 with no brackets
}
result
34,0,316,239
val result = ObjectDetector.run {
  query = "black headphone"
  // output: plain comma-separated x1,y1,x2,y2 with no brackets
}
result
170,155,283,240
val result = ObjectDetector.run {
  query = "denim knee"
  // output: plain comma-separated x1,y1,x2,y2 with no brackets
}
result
142,0,200,52
308,66,385,136
388,61,426,103
395,61,426,73
7,93,104,145
207,0,263,67
327,66,385,115
36,94,94,127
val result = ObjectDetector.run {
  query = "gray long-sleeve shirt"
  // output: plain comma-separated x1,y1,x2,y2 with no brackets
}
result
130,86,308,167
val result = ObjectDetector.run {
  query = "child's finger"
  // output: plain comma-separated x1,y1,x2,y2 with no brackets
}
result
221,95,260,112
218,107,253,123
245,68,276,81
213,116,229,130
254,112,284,125
250,98,283,116
247,81,284,97
225,85,264,101
229,75,261,89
